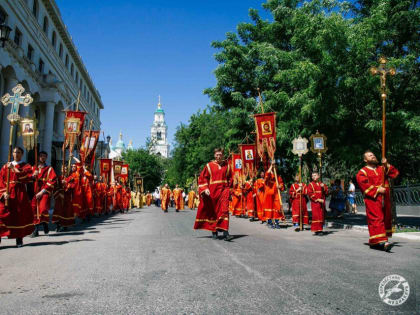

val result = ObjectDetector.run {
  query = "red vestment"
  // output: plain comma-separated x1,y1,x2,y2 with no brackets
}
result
146,193,153,206
173,188,184,210
52,175,75,227
122,187,129,210
187,191,196,209
66,169,84,218
0,162,35,238
94,182,104,214
194,160,231,232
307,181,328,232
356,165,399,245
244,181,255,218
289,183,309,225
231,185,243,216
161,188,171,211
263,172,285,221
82,170,94,216
254,178,265,221
31,165,56,225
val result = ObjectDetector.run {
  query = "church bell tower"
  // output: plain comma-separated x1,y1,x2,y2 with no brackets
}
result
150,96,169,158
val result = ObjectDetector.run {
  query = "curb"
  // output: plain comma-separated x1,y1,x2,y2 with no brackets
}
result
326,222,420,241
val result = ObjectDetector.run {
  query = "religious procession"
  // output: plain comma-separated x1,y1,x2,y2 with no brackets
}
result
0,87,139,248
193,84,399,251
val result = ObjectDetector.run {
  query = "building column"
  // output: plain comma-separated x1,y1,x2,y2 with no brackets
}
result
0,78,18,164
42,102,55,165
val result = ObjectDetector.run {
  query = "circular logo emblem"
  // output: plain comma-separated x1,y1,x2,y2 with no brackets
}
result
378,274,410,306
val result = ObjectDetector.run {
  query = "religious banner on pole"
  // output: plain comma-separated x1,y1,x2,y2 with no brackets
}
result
64,110,86,153
80,130,100,167
239,144,256,178
99,158,112,185
113,160,123,181
230,153,243,186
18,117,39,151
254,112,277,160
120,164,129,183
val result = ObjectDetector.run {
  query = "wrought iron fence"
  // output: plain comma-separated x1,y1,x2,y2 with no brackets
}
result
355,185,420,206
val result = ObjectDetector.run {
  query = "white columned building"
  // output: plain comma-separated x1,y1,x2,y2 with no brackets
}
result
150,97,169,158
0,0,104,169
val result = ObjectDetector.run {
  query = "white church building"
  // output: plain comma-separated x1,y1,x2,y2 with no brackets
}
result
149,97,169,158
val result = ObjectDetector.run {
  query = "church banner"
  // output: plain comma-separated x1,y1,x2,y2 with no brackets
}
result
113,160,123,181
99,158,112,185
230,153,243,186
80,130,100,167
254,112,276,160
64,110,86,154
120,164,129,183
239,144,256,178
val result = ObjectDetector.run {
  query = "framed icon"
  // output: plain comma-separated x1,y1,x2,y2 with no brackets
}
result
245,149,254,161
261,121,272,136
21,120,34,136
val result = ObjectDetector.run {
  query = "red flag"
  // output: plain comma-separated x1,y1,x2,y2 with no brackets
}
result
230,153,243,186
120,164,129,183
100,158,112,185
239,144,257,178
80,130,100,165
64,110,86,153
254,112,276,160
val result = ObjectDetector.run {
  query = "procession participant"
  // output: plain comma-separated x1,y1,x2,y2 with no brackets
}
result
93,175,104,216
106,183,113,214
126,186,132,210
289,174,309,231
116,179,123,212
194,148,233,241
254,171,265,223
356,151,399,251
66,163,84,219
172,184,184,212
0,147,34,247
307,172,329,235
244,178,256,221
231,183,243,217
31,151,57,237
187,189,197,210
122,185,128,212
146,191,153,206
160,184,171,212
52,167,75,231
81,165,94,220
263,162,285,229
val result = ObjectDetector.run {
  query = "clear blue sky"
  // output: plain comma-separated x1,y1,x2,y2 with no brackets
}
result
56,0,270,149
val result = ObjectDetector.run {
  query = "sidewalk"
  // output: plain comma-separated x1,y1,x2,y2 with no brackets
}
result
325,212,420,241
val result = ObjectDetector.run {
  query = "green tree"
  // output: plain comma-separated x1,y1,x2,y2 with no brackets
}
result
122,148,165,192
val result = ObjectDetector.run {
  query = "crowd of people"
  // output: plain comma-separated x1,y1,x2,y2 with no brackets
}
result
143,184,199,212
193,148,399,251
0,147,134,248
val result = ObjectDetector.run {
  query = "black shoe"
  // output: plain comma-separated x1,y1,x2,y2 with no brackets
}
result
224,233,234,241
43,223,49,235
16,238,23,248
383,242,393,252
212,232,218,240
30,230,39,238
176,210,179,212
55,224,61,232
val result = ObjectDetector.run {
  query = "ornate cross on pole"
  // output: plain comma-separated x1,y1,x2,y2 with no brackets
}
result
1,84,33,124
370,57,396,163
1,84,33,206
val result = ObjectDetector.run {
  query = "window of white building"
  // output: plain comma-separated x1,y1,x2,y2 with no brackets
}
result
42,16,48,34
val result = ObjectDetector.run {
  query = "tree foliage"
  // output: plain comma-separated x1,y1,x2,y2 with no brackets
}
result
122,148,165,192
169,0,420,186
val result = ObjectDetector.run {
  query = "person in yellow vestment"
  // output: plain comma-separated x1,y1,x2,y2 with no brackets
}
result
160,184,171,212
187,189,197,210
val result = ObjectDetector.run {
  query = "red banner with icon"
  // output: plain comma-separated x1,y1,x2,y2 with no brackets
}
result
239,144,257,178
120,164,129,183
99,158,112,185
254,112,276,160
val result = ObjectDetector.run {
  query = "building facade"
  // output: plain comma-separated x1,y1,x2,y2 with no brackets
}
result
0,0,103,170
150,97,169,158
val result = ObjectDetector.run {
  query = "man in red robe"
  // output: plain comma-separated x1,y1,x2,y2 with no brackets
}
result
81,166,94,220
356,151,399,251
31,151,57,237
194,148,233,241
254,171,265,223
244,179,256,221
66,164,84,219
94,175,104,216
231,183,243,217
289,174,309,231
52,167,75,231
0,147,35,247
263,162,285,229
307,172,328,235
160,184,171,212
172,185,184,212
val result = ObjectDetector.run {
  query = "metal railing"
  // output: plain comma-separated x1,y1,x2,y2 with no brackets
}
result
355,185,420,206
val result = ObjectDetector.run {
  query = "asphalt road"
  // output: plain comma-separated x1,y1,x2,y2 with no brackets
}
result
0,206,419,314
